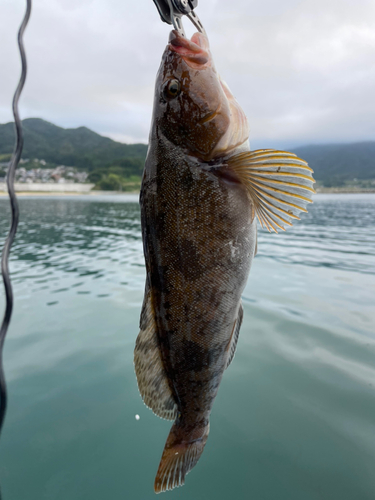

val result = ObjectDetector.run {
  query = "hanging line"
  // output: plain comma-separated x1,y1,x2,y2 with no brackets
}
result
0,0,32,437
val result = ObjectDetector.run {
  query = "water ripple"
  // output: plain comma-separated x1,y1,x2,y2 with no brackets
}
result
257,194,375,274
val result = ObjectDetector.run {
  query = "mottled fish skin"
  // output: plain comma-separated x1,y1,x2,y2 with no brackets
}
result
141,141,256,421
137,29,257,493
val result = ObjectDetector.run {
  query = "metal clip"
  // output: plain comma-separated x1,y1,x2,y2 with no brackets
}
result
152,0,206,37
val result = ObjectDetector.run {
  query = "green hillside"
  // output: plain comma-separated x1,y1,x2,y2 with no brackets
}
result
0,118,147,190
1,118,374,189
292,142,375,187
0,118,147,169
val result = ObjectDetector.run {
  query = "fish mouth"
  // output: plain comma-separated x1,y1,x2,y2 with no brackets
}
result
169,30,210,68
199,101,222,124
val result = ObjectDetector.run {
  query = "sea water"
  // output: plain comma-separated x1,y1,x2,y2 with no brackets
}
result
0,193,374,500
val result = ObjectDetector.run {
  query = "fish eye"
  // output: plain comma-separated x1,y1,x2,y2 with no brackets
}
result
163,79,181,100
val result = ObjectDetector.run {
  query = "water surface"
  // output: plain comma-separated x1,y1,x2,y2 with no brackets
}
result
0,193,374,500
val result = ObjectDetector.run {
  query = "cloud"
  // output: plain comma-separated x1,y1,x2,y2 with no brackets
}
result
1,0,374,147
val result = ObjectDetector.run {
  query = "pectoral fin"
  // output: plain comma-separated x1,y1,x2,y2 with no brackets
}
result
134,285,177,421
226,149,315,233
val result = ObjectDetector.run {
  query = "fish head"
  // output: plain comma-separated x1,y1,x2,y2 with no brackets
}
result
152,30,249,161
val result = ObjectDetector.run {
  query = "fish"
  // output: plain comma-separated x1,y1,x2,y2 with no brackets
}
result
134,29,315,493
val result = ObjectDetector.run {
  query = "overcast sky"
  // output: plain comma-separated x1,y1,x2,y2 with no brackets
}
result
1,0,374,149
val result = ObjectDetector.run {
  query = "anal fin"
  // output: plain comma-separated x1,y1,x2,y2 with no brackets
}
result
225,302,243,369
134,285,177,421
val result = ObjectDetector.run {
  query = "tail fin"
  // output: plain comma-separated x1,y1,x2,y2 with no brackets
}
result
154,420,210,493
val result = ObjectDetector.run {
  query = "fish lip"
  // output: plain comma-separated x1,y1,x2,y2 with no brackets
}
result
169,30,202,52
198,101,222,124
169,30,210,67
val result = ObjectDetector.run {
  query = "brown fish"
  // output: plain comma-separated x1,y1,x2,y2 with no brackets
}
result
134,30,315,493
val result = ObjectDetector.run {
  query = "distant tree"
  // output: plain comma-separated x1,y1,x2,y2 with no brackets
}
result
97,173,124,191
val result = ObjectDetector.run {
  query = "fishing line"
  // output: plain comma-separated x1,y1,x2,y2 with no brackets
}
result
0,0,32,438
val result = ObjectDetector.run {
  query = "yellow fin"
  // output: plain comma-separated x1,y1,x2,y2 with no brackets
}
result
134,286,177,421
227,149,315,233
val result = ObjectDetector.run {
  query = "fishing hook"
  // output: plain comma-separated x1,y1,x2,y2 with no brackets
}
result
152,0,205,37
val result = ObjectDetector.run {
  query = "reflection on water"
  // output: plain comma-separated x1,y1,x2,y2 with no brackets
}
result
0,194,374,500
6,195,144,291
258,194,375,274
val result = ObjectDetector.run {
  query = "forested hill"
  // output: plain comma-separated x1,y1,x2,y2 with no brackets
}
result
0,118,147,172
1,118,374,187
292,142,375,186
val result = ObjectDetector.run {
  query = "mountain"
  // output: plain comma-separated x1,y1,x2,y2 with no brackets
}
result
292,142,375,186
1,118,374,187
0,118,147,173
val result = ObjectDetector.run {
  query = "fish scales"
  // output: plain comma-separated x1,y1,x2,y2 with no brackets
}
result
134,28,315,493
142,139,256,394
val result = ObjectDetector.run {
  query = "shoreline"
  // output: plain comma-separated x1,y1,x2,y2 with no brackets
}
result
0,190,139,197
1,189,375,197
1,186,375,197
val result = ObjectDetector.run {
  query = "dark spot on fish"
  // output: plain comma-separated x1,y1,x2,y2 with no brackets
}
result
179,169,194,190
173,239,204,280
150,264,169,293
176,340,224,373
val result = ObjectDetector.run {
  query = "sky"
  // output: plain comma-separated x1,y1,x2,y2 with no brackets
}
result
1,0,374,149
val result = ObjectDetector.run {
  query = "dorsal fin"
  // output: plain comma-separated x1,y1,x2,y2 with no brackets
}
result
134,285,177,421
226,149,315,233
225,302,243,370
